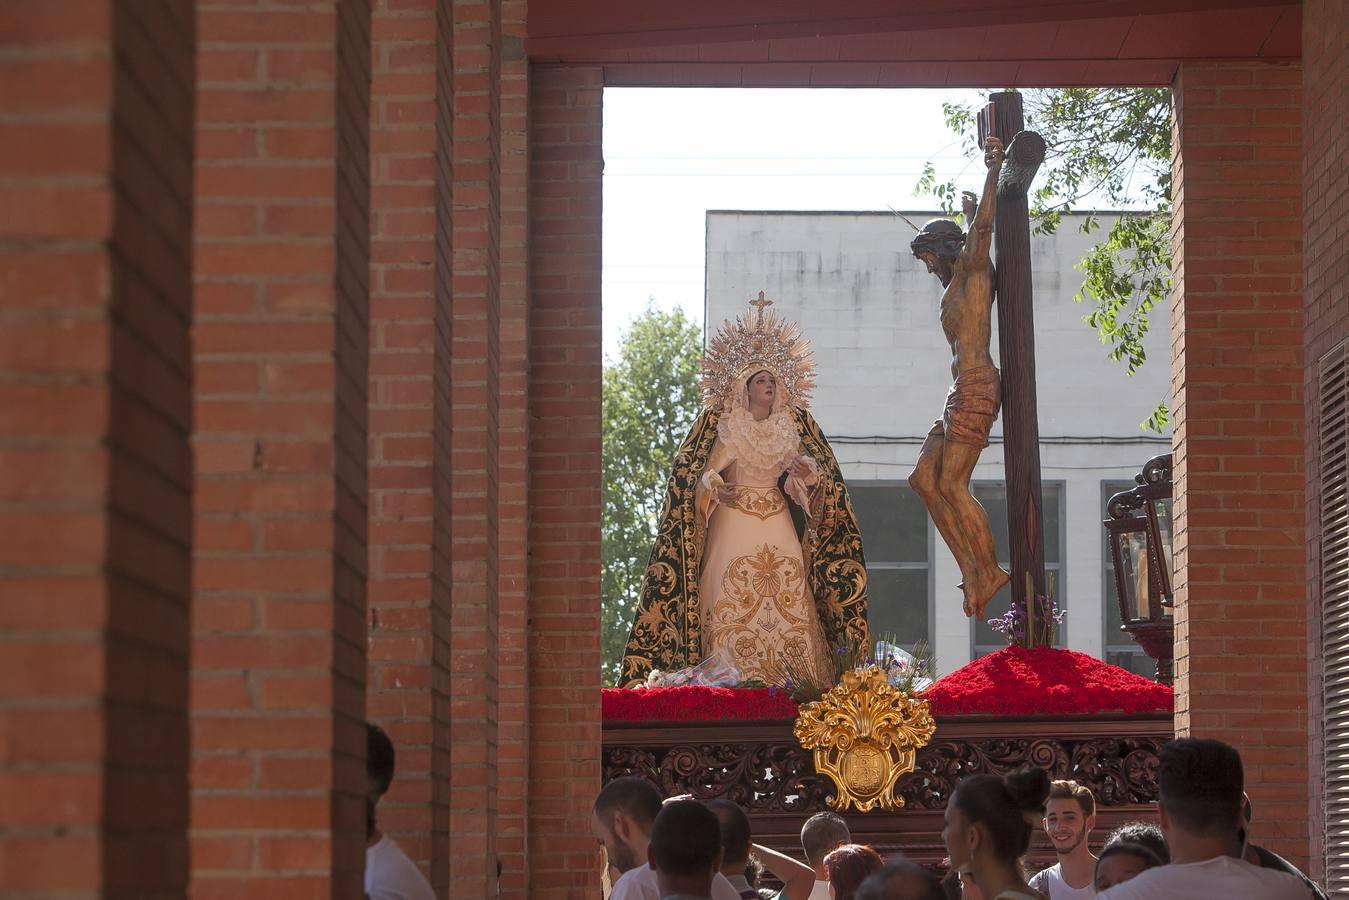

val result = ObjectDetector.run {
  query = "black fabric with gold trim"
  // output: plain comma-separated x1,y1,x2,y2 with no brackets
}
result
619,406,869,687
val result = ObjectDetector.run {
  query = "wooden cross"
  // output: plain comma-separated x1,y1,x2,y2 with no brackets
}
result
984,92,1051,648
750,290,773,323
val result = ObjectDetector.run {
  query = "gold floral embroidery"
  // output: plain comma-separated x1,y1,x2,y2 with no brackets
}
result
707,544,817,679
727,486,787,520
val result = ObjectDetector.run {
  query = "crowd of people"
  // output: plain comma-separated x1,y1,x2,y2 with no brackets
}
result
356,728,1326,899
588,738,1326,900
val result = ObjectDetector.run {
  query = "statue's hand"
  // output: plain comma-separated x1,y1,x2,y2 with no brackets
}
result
788,455,819,485
708,473,736,504
984,135,1005,170
961,190,978,222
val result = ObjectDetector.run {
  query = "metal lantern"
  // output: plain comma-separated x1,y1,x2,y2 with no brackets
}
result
1104,454,1174,684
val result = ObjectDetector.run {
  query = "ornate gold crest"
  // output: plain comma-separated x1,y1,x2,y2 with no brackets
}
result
793,666,936,812
702,292,816,411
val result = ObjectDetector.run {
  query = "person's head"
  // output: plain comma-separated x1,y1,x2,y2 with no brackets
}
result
1103,821,1169,864
823,844,885,900
707,799,753,874
802,811,852,871
1156,738,1244,840
909,219,965,286
1093,840,1164,890
855,860,947,900
366,724,396,839
943,768,1050,875
746,369,777,413
649,799,723,897
592,776,663,874
366,723,396,800
1042,780,1096,856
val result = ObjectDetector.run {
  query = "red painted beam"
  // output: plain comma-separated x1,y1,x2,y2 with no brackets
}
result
526,0,1297,59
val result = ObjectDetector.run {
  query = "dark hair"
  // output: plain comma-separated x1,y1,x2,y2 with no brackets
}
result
650,799,722,878
855,860,947,900
1094,840,1165,879
823,844,885,900
367,723,396,796
1047,779,1096,818
909,219,966,262
593,776,663,831
708,799,753,866
1103,821,1169,864
951,768,1051,862
1157,738,1243,834
802,811,852,866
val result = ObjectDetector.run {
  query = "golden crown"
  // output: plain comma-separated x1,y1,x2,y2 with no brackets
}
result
702,292,816,411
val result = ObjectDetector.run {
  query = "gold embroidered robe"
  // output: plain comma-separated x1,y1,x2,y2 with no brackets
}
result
620,407,868,687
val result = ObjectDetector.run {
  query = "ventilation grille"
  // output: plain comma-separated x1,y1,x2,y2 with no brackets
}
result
1323,341,1349,894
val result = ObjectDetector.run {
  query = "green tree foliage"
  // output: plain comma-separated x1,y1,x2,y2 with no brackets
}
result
601,304,702,685
916,88,1173,431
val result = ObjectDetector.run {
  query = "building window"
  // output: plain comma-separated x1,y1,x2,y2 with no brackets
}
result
970,482,1065,658
1101,479,1160,678
848,483,932,651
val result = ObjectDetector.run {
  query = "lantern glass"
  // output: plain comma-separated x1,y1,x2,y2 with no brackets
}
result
1115,527,1152,621
1149,495,1174,606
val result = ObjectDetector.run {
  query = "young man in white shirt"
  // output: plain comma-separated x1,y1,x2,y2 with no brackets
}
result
796,811,851,900
1027,780,1097,899
591,777,743,900
364,724,436,900
1095,738,1313,900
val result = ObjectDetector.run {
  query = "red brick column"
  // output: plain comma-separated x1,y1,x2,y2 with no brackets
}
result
1303,0,1349,882
366,1,453,892
1171,60,1308,866
528,64,604,897
449,0,504,893
0,5,195,897
192,3,370,896
497,3,532,896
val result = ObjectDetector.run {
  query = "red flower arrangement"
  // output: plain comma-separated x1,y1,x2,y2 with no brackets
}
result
923,646,1173,717
602,647,1172,722
602,685,799,722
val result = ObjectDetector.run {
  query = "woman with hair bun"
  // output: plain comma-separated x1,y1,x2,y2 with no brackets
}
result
941,769,1051,900
822,844,885,900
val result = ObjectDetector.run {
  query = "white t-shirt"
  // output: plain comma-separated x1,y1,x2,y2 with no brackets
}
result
1095,855,1313,900
365,836,437,900
806,881,831,900
609,863,743,900
1028,861,1096,898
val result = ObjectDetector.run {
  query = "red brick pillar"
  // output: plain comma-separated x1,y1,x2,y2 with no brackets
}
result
1171,60,1307,866
192,3,371,896
449,0,503,894
366,1,453,893
1303,0,1349,882
497,3,532,896
0,5,195,897
528,65,604,897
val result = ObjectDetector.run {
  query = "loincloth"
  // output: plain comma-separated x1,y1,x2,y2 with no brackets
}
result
927,365,1001,449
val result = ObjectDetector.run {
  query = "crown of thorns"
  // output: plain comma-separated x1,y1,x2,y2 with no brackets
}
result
909,218,966,256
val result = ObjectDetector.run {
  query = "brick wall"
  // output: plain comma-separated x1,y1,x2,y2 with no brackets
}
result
0,4,196,897
366,1,453,892
1302,0,1349,881
527,64,605,897
497,2,532,895
192,3,371,896
450,0,505,894
1171,60,1308,867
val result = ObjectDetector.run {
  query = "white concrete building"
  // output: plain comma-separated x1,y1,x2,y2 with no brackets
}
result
705,210,1171,678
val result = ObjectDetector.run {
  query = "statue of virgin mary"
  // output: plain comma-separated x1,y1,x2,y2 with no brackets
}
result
620,296,869,687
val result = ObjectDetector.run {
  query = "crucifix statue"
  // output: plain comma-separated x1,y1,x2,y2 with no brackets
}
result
908,92,1050,645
